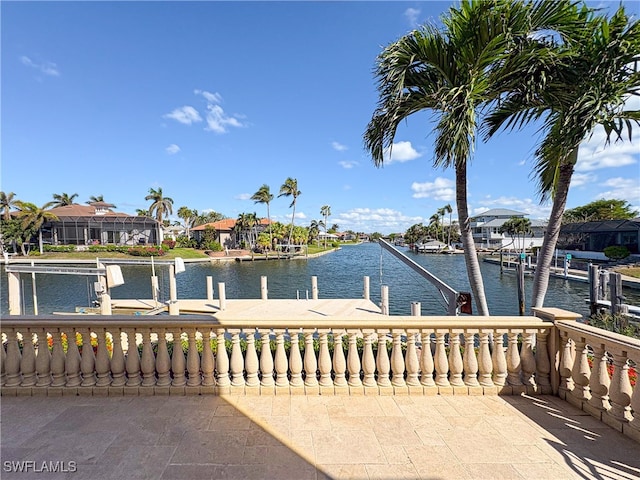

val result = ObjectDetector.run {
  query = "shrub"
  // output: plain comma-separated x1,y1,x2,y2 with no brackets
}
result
129,246,166,257
202,240,223,252
162,239,176,250
603,245,630,261
176,236,196,248
43,245,75,253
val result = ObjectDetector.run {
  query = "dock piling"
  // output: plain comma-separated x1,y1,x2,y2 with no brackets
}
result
363,276,370,301
218,282,226,310
311,276,318,300
261,276,268,300
207,276,214,301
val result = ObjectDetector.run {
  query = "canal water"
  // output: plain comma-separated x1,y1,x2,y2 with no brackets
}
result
2,242,638,317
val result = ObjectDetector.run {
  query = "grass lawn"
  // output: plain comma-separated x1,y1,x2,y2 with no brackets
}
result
614,266,640,279
29,247,210,261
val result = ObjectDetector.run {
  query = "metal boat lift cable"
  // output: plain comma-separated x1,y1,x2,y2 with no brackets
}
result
377,239,460,315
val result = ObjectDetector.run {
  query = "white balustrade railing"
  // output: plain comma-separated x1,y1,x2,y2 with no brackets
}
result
1,310,637,442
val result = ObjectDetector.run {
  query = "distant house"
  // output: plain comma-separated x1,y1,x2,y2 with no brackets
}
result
470,208,546,250
41,202,161,246
191,218,271,248
558,218,640,256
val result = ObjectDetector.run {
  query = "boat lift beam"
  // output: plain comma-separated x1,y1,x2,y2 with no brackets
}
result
378,239,459,315
5,265,106,276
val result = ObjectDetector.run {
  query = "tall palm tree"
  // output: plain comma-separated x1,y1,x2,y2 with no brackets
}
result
177,206,197,239
278,177,301,250
251,185,274,248
364,0,577,315
309,219,324,246
444,204,453,247
15,201,59,255
0,191,19,220
49,192,78,208
145,187,174,223
437,207,447,243
320,205,331,248
485,5,640,308
429,214,441,241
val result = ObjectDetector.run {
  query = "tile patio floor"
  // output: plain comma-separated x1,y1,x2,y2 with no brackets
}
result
1,393,639,480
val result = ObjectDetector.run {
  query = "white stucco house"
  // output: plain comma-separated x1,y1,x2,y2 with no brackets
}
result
470,208,547,250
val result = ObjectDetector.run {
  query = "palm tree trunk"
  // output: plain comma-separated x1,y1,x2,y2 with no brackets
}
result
531,150,577,308
267,204,272,249
288,203,296,250
456,162,490,316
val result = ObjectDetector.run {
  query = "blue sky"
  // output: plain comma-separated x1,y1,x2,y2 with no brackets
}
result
3,1,639,234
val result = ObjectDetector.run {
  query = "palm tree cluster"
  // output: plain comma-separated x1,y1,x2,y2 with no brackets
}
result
365,0,639,313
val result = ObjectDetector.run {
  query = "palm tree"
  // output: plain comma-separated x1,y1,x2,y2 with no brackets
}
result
49,192,78,208
429,214,441,241
485,5,640,308
437,207,447,243
0,191,19,221
145,187,174,223
320,205,331,248
443,204,453,247
177,206,197,239
251,185,274,248
136,209,150,217
364,0,577,315
87,195,104,203
499,217,532,253
278,177,301,250
309,219,324,246
15,201,58,255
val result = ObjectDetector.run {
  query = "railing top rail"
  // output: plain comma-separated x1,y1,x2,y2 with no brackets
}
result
556,319,640,357
0,314,553,331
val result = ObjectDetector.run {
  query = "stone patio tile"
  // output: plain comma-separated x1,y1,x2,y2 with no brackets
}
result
170,430,247,465
160,464,216,479
93,444,177,479
206,415,253,431
373,424,423,446
328,415,373,430
404,445,459,464
312,429,386,465
463,463,525,479
381,445,413,465
316,464,369,480
366,462,421,479
413,461,472,480
376,396,405,416
511,462,577,480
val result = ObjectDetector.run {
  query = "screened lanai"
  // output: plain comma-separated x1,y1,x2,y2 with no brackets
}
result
558,219,640,253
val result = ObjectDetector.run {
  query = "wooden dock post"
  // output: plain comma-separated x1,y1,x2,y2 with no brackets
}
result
261,276,268,300
609,272,623,316
381,285,389,316
517,259,525,316
218,282,226,310
311,276,318,300
206,276,214,301
363,276,370,301
589,264,599,315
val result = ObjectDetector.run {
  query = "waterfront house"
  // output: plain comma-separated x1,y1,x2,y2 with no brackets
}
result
191,218,271,249
470,208,546,250
557,218,640,260
40,202,161,247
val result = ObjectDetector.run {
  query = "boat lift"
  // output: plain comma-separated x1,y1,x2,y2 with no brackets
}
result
378,239,470,315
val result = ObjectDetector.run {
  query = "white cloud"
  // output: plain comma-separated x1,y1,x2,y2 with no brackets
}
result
384,141,422,164
339,207,424,232
235,193,251,200
194,89,222,103
338,160,359,169
165,144,181,155
163,106,202,125
595,177,640,205
576,125,639,171
194,89,246,134
411,177,455,201
20,55,60,76
518,159,526,166
471,196,551,219
332,141,348,152
569,172,597,188
404,8,420,26
296,212,307,220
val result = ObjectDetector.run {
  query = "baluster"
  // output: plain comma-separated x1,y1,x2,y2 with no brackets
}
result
21,329,37,387
506,333,523,386
391,331,406,387
332,331,347,387
289,331,303,387
477,332,493,387
0,333,6,387
50,330,66,387
125,328,141,387
186,329,201,387
462,332,478,387
607,352,633,422
229,330,245,387
570,337,591,402
303,330,318,387
362,331,376,387
201,329,216,387
80,328,97,387
216,329,230,387
420,332,435,387
155,328,171,387
140,329,156,387
171,329,186,387
405,331,420,387
587,344,611,412
629,363,640,433
376,331,391,387
95,328,112,387
65,329,82,387
259,329,274,387
434,331,449,387
558,334,575,396
492,332,507,387
347,330,362,387
535,330,551,392
244,330,259,388
520,332,537,388
5,329,22,387
274,330,289,387
35,329,52,387
110,328,126,387
317,330,332,387
448,332,463,387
